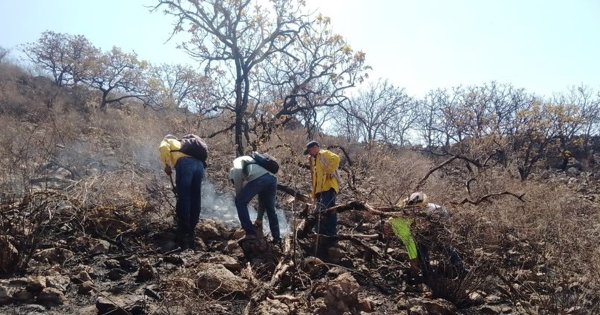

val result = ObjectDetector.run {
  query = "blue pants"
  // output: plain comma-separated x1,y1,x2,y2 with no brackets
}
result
175,157,205,234
315,189,337,236
235,174,280,240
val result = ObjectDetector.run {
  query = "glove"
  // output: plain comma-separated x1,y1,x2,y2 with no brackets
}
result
164,165,172,176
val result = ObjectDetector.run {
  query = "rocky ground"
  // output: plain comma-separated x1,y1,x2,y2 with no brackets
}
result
1,150,599,314
2,179,596,315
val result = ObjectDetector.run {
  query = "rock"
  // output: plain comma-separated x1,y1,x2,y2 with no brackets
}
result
36,287,65,306
33,247,74,264
301,256,328,279
255,297,291,315
76,305,97,315
191,237,208,251
144,287,161,300
72,265,96,279
478,304,513,314
408,298,457,315
205,254,242,272
89,239,111,255
322,272,360,314
54,166,73,180
224,240,243,255
163,255,185,265
78,281,94,295
0,284,13,305
326,266,347,278
119,257,137,272
195,263,250,297
197,219,228,240
468,291,485,305
136,261,156,282
0,235,19,274
72,270,93,284
409,304,427,315
327,246,345,261
104,259,121,269
106,268,127,281
96,294,145,315
171,277,196,292
359,297,375,312
96,296,128,315
24,303,49,312
231,229,246,240
9,277,29,286
26,276,47,293
12,289,35,303
485,294,503,304
45,275,70,292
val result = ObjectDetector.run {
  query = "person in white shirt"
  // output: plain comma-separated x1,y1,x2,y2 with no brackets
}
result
229,155,281,244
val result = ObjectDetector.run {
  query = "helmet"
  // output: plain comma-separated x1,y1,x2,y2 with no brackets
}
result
406,192,428,206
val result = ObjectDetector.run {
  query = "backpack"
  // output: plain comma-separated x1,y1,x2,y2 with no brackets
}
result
172,134,208,166
250,151,279,174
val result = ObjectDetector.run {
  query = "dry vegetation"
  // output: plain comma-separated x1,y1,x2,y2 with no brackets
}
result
1,62,600,314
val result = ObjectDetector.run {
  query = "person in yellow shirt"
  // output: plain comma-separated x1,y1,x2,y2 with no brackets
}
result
304,141,341,237
159,134,205,250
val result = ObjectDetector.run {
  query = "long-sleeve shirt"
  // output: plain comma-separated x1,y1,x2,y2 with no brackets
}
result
228,156,271,196
310,149,341,197
159,138,190,168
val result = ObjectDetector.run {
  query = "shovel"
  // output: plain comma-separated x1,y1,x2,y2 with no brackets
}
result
168,173,177,196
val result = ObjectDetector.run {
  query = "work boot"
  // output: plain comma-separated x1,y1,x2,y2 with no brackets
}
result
174,228,187,248
271,238,282,248
186,234,196,251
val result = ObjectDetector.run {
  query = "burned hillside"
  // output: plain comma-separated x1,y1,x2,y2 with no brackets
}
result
1,57,600,315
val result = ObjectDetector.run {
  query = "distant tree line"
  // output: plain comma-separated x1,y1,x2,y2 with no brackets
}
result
10,0,600,174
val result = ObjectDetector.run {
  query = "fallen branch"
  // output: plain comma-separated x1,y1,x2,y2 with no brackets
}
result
414,156,458,191
277,183,312,204
452,191,526,205
325,201,405,216
337,234,383,258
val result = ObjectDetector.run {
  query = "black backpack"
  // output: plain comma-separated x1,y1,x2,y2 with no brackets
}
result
172,134,208,166
250,151,279,174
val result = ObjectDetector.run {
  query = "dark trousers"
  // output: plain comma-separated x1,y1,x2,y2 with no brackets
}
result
175,157,205,235
315,189,337,236
235,174,280,240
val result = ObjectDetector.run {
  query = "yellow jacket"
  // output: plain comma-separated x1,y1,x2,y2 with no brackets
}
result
310,149,341,197
159,138,190,168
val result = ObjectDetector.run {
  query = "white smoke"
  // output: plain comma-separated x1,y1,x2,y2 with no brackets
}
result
200,180,290,237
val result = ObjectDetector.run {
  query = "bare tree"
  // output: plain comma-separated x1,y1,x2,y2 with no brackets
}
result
82,47,149,110
154,1,368,154
23,31,99,87
146,63,215,113
155,0,311,155
0,47,9,63
565,85,600,156
333,79,412,145
259,15,368,139
416,88,455,148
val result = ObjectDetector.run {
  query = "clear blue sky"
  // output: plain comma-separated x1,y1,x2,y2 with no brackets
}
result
1,0,598,98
